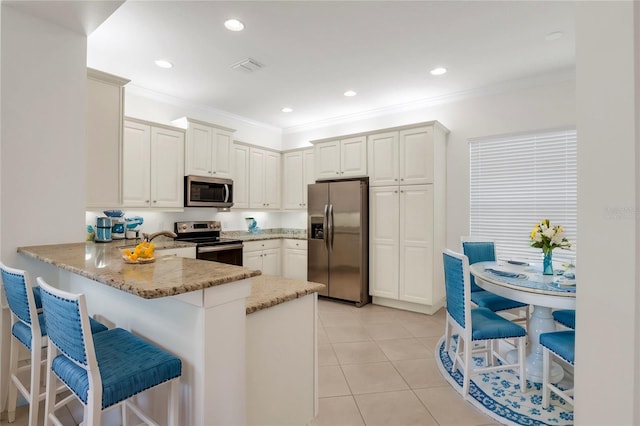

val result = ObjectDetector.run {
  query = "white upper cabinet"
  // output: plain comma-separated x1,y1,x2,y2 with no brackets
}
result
283,148,314,210
314,136,366,180
232,142,250,209
122,118,184,209
368,126,435,187
86,68,129,208
249,147,281,209
182,118,234,178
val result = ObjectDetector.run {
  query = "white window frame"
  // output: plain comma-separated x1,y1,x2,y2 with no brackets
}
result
469,128,577,264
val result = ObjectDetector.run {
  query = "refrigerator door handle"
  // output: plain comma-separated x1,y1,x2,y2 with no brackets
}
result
328,204,334,251
323,204,329,251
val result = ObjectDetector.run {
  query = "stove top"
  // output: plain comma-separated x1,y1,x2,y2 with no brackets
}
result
174,221,242,246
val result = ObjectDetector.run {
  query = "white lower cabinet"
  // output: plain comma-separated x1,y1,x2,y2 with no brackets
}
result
282,239,308,280
370,185,440,312
243,240,281,275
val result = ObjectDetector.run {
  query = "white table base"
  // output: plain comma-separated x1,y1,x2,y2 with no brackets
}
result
506,305,564,383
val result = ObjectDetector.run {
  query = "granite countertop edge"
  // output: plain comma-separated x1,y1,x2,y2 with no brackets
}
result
246,275,325,315
17,242,261,299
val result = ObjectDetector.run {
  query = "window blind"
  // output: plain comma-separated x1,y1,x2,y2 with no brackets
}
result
469,129,577,263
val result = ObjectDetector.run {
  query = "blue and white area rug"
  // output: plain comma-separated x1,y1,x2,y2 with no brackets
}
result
435,336,574,426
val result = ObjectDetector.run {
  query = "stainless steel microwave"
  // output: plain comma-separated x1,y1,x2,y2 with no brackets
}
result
184,176,233,208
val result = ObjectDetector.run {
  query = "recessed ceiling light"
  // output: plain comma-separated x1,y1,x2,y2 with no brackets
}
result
430,67,447,76
545,31,564,41
154,60,173,69
224,19,245,31
344,90,357,97
282,107,293,113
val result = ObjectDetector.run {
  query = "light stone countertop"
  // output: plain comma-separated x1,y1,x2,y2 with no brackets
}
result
17,241,260,299
246,275,325,315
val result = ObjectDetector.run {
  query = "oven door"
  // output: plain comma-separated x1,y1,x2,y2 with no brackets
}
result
197,243,243,266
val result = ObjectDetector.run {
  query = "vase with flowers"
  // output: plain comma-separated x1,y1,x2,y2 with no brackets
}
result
530,219,571,275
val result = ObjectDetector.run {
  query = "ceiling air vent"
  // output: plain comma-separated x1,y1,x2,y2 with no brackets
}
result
230,58,264,73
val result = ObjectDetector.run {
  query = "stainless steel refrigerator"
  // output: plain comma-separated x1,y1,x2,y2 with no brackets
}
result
307,178,370,307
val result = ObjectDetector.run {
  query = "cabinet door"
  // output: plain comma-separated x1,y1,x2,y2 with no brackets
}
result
262,248,281,276
368,132,399,186
151,127,184,208
400,126,433,185
232,143,250,209
340,136,367,177
249,148,265,208
264,151,281,209
314,140,341,180
211,130,232,178
302,149,315,208
399,185,434,304
185,122,213,176
369,187,400,299
283,151,304,209
283,248,308,280
86,74,125,208
243,250,263,271
122,121,151,208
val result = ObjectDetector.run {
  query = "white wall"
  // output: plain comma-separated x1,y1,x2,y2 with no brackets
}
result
284,78,576,251
0,4,88,412
1,5,87,266
575,2,638,424
125,88,283,150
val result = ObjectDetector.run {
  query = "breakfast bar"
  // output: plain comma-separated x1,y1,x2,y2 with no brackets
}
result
16,241,324,426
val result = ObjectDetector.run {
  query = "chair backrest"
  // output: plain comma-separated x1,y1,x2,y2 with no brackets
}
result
37,278,97,368
442,249,471,330
460,238,496,292
0,262,40,334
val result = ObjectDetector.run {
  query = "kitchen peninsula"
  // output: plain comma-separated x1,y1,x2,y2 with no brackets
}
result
17,241,323,426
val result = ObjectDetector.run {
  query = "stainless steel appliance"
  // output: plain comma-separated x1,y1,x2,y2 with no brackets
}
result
184,176,233,208
174,221,243,265
308,178,370,306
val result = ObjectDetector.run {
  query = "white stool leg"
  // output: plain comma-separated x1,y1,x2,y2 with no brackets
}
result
542,347,550,408
7,337,20,422
28,343,42,426
168,378,180,426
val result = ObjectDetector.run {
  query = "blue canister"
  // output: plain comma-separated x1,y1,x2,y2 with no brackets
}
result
95,217,112,242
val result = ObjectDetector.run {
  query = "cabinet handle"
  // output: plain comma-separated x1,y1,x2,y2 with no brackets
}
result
145,200,150,203
400,178,404,181
394,178,398,181
394,190,398,194
213,171,216,174
153,200,157,203
208,171,212,174
341,171,344,174
336,171,339,175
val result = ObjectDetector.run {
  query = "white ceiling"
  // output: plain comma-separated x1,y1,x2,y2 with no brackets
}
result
86,1,575,131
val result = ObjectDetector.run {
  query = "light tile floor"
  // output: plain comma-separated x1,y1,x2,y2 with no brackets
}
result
311,298,499,426
2,298,499,426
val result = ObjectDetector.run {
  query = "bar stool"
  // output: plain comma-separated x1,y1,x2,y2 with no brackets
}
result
541,330,575,408
37,277,182,426
0,263,108,426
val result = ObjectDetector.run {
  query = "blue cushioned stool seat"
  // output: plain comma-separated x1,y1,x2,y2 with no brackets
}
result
552,310,576,329
52,328,182,409
471,307,527,341
471,291,528,312
540,330,575,365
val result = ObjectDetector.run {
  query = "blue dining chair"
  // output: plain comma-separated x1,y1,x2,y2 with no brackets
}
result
0,263,107,426
552,309,576,329
37,277,182,426
541,330,575,408
442,249,527,397
460,238,530,327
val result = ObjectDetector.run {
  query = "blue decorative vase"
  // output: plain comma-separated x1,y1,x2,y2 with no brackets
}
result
543,250,554,275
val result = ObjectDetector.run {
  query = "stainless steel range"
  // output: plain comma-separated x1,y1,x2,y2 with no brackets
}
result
174,221,244,266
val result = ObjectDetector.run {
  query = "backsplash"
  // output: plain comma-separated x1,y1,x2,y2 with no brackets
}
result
222,228,307,239
86,210,307,235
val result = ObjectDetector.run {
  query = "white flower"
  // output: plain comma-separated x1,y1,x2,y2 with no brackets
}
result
542,227,556,239
533,233,542,242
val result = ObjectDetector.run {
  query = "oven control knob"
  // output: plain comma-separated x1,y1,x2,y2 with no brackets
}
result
179,223,189,232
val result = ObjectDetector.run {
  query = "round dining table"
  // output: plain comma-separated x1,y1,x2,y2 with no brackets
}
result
469,260,576,384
